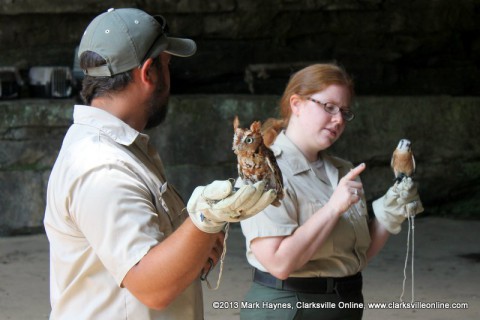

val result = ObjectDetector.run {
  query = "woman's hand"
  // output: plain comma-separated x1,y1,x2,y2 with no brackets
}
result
325,163,366,217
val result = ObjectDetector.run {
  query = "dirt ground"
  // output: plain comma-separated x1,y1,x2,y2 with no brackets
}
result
0,217,479,320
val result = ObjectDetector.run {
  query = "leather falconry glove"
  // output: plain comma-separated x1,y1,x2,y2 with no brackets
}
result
187,179,276,233
372,177,424,234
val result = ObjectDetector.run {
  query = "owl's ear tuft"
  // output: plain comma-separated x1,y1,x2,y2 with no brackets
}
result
250,121,261,131
233,115,240,130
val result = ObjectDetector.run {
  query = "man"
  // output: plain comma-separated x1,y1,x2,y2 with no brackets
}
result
44,8,275,319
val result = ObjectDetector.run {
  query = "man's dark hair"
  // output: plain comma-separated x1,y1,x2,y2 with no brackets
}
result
79,51,134,105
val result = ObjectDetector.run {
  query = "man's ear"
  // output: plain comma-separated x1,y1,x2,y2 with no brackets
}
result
139,58,155,84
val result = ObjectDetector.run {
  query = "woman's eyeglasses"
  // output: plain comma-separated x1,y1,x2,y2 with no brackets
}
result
307,97,355,121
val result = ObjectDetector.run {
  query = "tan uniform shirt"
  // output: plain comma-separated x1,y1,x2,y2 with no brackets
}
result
44,105,203,319
241,132,371,278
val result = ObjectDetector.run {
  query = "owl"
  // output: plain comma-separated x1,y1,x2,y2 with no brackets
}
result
391,139,416,183
232,116,284,207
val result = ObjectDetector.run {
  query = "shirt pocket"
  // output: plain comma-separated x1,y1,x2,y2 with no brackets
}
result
343,198,369,225
333,201,371,257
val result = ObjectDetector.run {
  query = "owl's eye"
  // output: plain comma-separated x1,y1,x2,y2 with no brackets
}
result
245,137,254,144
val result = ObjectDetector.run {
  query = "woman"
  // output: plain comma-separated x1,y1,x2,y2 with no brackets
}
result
240,63,423,320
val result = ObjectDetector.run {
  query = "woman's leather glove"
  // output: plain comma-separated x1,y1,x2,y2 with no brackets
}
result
372,177,424,234
187,179,276,233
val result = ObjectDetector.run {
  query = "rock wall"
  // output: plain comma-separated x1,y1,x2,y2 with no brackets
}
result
1,0,479,95
1,96,479,235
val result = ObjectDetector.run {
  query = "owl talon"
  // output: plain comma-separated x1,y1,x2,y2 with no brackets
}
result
394,173,406,184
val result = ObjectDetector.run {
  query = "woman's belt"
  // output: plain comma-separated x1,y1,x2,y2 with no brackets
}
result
253,268,362,294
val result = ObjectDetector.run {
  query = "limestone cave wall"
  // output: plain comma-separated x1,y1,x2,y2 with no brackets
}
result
1,96,479,235
1,0,479,234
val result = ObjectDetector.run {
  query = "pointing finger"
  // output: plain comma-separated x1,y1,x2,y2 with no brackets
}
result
344,163,366,181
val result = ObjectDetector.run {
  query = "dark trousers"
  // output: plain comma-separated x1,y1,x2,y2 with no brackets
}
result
240,281,364,320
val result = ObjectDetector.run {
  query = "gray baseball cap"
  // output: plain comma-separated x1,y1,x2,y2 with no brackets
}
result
79,8,196,77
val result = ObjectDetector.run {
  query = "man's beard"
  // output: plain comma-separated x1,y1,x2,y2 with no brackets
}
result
145,100,168,129
144,84,169,130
